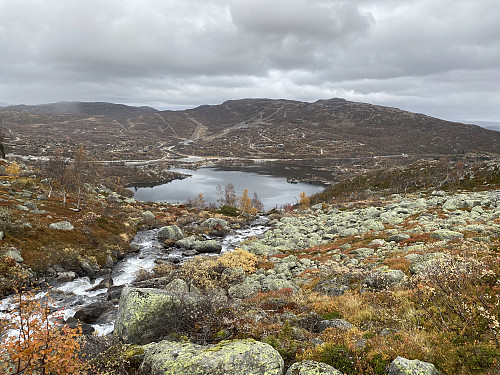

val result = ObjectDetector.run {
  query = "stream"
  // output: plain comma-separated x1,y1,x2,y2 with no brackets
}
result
0,217,270,336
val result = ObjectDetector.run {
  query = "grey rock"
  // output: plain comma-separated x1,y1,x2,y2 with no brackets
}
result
362,269,406,290
194,240,222,253
115,287,200,344
339,243,351,251
56,271,77,282
49,221,74,231
286,360,342,375
317,319,353,332
158,225,184,241
407,253,447,275
74,301,111,324
388,234,411,242
313,278,349,297
362,219,385,231
201,218,230,233
140,339,284,375
349,247,374,258
4,248,23,263
0,231,3,240
163,278,189,294
430,229,464,241
228,280,261,299
129,243,142,252
15,204,30,211
388,356,440,375
142,211,155,221
264,277,299,293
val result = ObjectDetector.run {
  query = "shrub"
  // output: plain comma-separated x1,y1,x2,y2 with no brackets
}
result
218,205,239,217
218,248,258,273
0,288,84,375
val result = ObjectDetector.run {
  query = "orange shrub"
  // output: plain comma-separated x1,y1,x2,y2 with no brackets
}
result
0,288,84,375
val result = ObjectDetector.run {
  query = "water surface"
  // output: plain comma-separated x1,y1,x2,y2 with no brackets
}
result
130,166,324,210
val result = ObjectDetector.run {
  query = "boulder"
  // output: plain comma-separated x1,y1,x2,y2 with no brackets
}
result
228,280,261,300
387,356,440,375
317,319,353,332
4,248,23,263
313,278,349,297
194,240,222,253
140,339,284,375
201,218,230,234
57,271,77,282
286,360,342,375
158,225,184,241
387,234,411,243
430,229,464,241
49,221,74,231
349,247,374,259
142,211,156,221
362,269,406,290
114,287,199,344
74,301,112,324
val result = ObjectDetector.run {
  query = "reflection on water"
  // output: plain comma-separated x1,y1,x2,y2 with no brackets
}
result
131,165,325,210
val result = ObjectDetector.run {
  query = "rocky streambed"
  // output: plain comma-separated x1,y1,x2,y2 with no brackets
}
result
0,216,271,336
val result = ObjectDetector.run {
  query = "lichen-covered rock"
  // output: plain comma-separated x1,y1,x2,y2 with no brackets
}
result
49,221,74,230
228,280,262,299
362,269,406,290
140,339,284,375
387,356,440,375
286,360,342,375
142,211,155,220
176,236,221,253
158,225,184,241
388,233,411,242
317,319,353,332
115,287,197,344
201,218,230,234
430,229,464,241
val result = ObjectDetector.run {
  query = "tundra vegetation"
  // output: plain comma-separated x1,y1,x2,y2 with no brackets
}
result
0,157,498,375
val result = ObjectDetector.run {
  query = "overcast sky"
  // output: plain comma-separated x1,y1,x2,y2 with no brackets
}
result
1,0,499,122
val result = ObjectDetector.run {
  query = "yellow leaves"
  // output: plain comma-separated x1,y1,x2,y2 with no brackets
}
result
218,248,258,273
0,288,84,375
4,162,21,178
239,188,258,215
299,191,310,210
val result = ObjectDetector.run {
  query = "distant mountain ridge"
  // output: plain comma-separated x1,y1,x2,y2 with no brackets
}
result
6,101,158,118
1,98,499,163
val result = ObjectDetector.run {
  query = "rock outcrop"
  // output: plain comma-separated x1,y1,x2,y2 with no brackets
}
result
140,339,284,375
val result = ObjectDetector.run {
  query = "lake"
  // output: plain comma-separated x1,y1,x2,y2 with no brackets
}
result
130,165,325,210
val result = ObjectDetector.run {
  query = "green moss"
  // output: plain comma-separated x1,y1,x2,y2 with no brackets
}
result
319,344,355,375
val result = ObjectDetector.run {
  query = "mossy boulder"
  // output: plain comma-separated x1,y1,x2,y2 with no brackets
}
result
140,339,284,375
387,356,440,375
286,360,342,375
430,229,464,241
114,287,198,344
158,225,184,241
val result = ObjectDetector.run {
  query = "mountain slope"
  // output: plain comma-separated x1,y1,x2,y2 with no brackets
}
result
1,98,499,165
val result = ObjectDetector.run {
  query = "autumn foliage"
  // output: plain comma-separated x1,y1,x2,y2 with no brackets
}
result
0,288,84,375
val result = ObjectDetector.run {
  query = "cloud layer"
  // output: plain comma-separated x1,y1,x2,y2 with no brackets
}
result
1,0,499,121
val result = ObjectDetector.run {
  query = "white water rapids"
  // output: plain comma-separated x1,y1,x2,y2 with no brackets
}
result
0,217,269,336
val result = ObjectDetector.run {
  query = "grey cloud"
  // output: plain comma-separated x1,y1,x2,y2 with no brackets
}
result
0,0,499,121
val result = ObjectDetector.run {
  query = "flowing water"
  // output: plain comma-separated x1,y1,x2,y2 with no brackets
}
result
0,218,270,336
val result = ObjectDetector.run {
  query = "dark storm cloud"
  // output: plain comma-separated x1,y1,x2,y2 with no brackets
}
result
0,0,499,121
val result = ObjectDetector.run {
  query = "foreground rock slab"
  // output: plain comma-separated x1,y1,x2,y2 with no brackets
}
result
114,287,198,344
286,360,342,375
140,339,284,375
388,356,440,375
